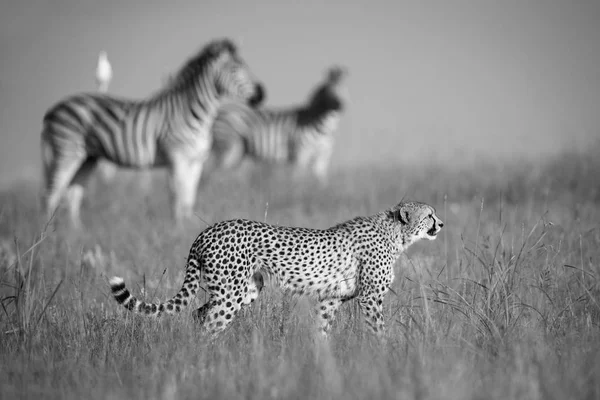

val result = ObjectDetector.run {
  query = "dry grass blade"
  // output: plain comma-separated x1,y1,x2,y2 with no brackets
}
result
31,278,63,335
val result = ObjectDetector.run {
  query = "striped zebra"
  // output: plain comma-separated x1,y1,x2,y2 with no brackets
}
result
41,38,265,227
209,66,347,185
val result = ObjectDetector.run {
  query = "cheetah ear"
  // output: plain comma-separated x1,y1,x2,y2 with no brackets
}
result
388,209,410,225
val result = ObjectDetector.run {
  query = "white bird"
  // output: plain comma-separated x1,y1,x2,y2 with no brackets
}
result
95,50,117,183
95,50,112,93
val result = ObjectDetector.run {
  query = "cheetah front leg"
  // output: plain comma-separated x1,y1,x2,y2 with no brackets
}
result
357,291,386,337
316,298,342,339
242,271,264,306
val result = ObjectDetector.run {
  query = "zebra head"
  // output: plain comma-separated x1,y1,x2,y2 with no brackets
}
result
208,39,265,108
306,65,349,114
323,65,349,106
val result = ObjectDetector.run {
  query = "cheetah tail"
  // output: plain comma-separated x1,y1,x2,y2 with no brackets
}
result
109,266,201,316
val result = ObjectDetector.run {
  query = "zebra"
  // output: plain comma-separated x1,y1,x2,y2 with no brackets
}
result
41,38,265,228
209,66,347,185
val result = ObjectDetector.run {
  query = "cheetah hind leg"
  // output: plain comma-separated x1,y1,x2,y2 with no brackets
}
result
192,271,264,326
316,298,342,339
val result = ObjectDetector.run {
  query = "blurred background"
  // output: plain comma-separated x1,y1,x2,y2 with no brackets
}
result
1,0,599,187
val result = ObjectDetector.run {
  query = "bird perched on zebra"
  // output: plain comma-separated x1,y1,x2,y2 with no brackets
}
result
93,51,154,191
209,66,348,185
94,50,121,183
95,50,112,93
41,38,265,228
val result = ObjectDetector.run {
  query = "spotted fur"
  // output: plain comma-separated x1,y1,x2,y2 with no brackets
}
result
109,201,443,337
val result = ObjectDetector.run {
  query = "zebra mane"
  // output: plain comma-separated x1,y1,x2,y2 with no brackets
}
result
164,39,238,91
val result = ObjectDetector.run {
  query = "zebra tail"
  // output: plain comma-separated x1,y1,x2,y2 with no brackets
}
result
109,260,202,317
40,125,54,189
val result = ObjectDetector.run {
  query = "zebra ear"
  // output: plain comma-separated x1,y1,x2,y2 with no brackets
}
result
221,39,237,55
327,66,347,84
207,39,237,58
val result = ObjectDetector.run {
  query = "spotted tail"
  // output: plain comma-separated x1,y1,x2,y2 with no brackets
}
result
109,259,202,316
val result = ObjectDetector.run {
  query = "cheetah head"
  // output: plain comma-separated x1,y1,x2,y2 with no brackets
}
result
387,201,444,245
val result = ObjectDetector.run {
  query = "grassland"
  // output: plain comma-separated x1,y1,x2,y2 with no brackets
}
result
1,143,599,400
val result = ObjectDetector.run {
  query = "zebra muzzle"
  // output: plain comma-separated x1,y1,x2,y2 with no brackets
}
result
248,83,266,107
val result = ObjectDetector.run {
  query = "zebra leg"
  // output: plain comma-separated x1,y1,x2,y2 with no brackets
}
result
185,160,204,217
169,158,204,223
292,149,314,183
197,155,217,189
66,158,99,228
199,136,245,188
312,152,331,186
136,169,153,193
43,155,87,225
97,160,117,183
218,136,246,171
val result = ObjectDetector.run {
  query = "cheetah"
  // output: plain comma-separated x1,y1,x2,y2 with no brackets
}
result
109,201,443,337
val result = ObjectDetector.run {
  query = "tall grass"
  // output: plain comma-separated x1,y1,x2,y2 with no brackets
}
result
1,142,599,399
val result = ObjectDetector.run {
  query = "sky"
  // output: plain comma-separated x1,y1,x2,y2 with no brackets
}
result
1,0,599,186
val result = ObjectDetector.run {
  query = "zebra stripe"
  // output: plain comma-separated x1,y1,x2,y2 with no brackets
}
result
210,66,347,184
41,38,265,227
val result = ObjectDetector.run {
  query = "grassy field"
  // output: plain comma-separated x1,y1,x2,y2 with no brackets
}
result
1,143,599,400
